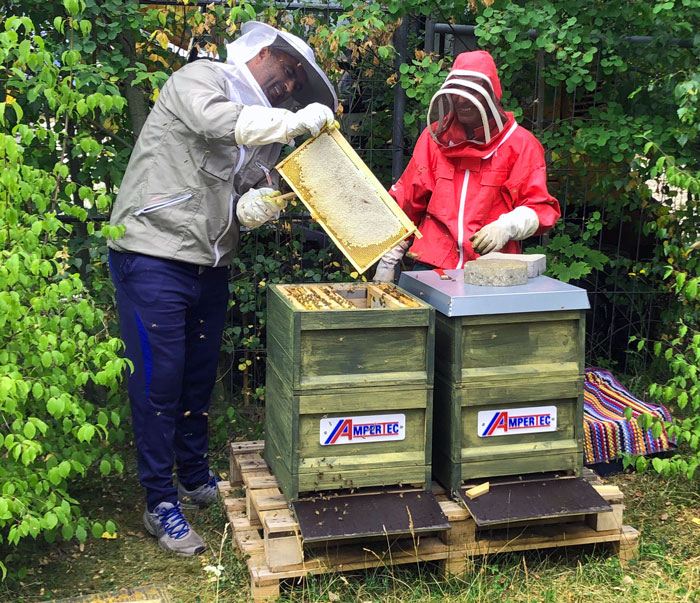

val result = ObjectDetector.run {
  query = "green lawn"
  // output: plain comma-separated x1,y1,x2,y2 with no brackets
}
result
1,442,699,602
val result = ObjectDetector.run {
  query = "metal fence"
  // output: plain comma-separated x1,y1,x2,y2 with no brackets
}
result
224,14,669,403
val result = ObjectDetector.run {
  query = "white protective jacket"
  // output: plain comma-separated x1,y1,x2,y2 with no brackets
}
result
109,23,338,267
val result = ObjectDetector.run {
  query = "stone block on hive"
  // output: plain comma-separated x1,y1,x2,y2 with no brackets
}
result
477,252,546,278
463,259,528,287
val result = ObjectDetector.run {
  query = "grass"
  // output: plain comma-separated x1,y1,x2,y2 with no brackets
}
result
1,437,699,602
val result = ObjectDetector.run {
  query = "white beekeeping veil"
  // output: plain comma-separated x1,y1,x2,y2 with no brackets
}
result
216,21,337,110
427,70,506,147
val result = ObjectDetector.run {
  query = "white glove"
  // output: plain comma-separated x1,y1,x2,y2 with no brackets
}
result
373,240,411,282
470,206,539,255
235,103,334,146
287,103,334,138
236,187,287,229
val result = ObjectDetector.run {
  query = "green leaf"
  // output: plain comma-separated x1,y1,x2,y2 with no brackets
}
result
48,467,62,486
41,351,52,368
75,525,87,542
32,382,44,400
43,512,58,530
23,422,36,440
91,522,103,539
18,39,31,63
63,0,80,16
99,460,111,475
47,397,66,417
58,460,71,478
77,424,95,443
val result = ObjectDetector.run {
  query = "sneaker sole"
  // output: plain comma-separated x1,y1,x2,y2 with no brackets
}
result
143,509,206,556
156,538,207,556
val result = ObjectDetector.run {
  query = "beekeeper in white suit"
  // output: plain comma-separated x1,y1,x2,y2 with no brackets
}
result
108,21,337,557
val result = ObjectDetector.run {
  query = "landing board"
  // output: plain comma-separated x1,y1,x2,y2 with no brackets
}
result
294,490,450,542
459,477,610,526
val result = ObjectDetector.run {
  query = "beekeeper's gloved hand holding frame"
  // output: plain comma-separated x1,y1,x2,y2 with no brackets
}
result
470,206,540,255
236,188,290,228
235,102,334,146
373,240,411,282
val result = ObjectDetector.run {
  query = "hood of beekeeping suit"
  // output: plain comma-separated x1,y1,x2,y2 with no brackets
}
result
216,21,337,111
426,50,516,156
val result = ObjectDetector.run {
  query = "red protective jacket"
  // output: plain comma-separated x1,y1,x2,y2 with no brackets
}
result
389,52,560,270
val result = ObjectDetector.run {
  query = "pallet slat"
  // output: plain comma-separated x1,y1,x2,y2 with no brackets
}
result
223,443,638,602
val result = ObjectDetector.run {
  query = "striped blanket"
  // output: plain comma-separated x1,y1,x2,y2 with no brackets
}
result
583,368,675,465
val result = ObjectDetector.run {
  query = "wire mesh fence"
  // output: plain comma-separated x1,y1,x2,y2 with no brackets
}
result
223,15,669,403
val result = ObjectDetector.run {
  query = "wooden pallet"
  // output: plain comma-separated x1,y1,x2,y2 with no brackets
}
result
221,441,639,602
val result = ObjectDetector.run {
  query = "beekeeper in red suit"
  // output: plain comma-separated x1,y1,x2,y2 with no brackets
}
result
374,50,560,281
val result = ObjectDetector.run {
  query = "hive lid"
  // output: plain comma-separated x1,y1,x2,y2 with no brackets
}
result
276,128,420,274
397,271,590,317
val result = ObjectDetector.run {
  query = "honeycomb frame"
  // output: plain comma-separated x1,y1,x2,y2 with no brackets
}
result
275,128,421,274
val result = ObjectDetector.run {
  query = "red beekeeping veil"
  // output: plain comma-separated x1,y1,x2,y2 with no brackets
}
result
427,51,508,148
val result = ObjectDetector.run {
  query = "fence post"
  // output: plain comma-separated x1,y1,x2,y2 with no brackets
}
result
392,17,409,183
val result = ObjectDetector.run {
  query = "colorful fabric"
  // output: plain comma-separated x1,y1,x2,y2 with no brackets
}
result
583,368,675,465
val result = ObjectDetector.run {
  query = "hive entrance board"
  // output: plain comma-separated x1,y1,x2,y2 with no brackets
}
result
276,129,420,274
458,477,611,526
293,490,449,543
277,282,422,311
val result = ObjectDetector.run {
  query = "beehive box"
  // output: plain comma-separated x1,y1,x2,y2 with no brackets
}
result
398,270,589,493
275,128,420,274
264,282,435,500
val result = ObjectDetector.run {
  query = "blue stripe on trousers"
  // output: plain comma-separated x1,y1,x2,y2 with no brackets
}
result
134,311,153,398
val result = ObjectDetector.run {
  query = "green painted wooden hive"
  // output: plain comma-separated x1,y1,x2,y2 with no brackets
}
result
264,282,435,501
398,271,590,493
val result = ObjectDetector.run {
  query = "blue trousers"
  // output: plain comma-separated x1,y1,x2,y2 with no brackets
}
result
109,250,229,511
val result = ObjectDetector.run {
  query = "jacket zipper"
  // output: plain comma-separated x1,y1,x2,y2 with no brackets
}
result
483,121,518,159
456,121,520,268
213,146,247,266
456,170,470,270
133,193,192,216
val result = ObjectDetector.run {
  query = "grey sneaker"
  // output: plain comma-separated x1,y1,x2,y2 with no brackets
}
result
177,470,219,508
143,501,207,556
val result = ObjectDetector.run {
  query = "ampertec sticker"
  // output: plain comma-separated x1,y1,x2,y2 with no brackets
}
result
320,414,406,446
478,406,557,437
